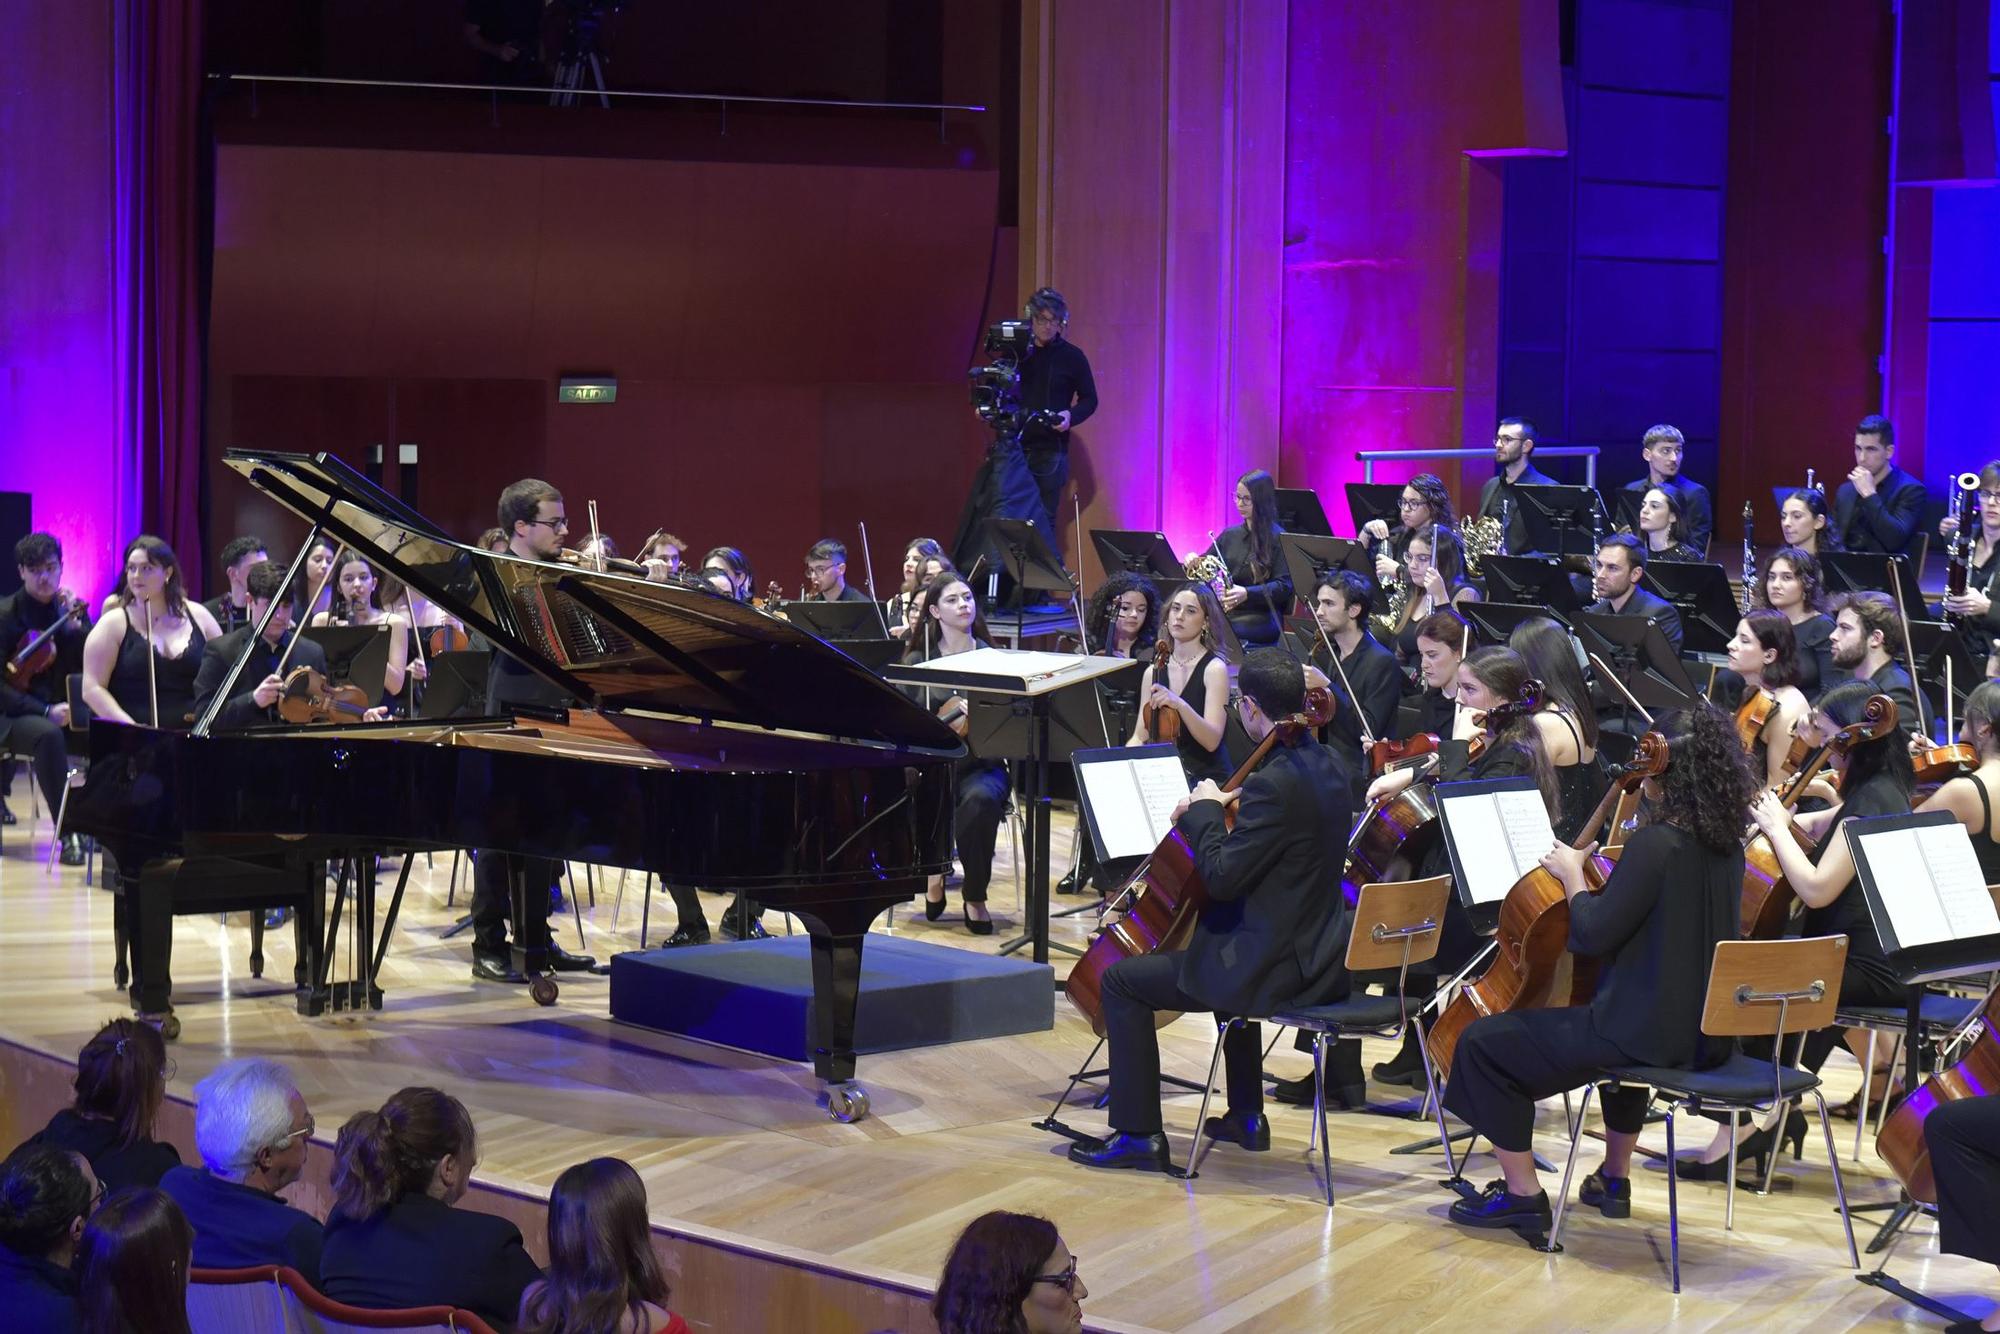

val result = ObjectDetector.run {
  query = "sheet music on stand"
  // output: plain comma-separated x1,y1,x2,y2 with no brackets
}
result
1071,744,1190,861
1434,776,1557,923
1846,811,2000,984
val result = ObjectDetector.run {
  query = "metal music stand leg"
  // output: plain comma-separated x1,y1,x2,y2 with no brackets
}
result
999,695,1081,963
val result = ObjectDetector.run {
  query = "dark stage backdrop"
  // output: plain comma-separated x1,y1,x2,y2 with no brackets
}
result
207,146,1003,587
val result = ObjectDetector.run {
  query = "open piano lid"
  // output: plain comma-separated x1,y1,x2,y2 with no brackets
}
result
226,450,965,755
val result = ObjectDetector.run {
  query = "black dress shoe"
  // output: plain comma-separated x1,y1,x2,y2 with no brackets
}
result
924,894,947,921
1067,1132,1172,1172
663,925,711,948
547,942,598,972
1270,1072,1370,1109
1448,1180,1552,1233
1578,1169,1631,1218
1372,1028,1428,1087
720,918,770,942
471,951,527,983
966,914,995,936
59,834,87,867
1056,868,1089,895
1201,1110,1271,1151
0,802,14,826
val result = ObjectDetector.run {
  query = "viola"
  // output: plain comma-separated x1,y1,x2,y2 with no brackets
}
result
5,592,86,688
1912,741,1979,787
426,622,471,655
1145,638,1183,744
1427,731,1672,1079
1065,687,1335,1036
1739,694,1898,940
275,666,373,726
1734,687,1777,754
1875,988,2000,1204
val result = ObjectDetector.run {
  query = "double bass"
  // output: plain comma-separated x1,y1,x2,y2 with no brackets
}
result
1064,685,1334,1035
1426,731,1672,1077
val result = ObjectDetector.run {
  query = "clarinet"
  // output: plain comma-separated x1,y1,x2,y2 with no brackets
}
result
1740,500,1755,613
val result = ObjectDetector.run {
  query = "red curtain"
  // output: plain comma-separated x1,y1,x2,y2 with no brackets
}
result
113,0,206,586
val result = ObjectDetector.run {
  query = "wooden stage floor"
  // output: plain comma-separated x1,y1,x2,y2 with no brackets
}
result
0,803,1989,1333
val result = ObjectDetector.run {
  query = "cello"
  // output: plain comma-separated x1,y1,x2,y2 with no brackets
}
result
1875,986,2000,1204
1064,684,1334,1036
1739,694,1897,940
1425,730,1672,1078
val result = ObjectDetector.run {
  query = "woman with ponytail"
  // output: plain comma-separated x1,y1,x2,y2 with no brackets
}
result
30,1019,181,1192
320,1087,542,1329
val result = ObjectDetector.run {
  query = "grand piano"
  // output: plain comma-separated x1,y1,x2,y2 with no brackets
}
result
66,451,964,1120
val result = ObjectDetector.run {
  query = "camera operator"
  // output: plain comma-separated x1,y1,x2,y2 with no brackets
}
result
464,0,545,85
1017,288,1098,527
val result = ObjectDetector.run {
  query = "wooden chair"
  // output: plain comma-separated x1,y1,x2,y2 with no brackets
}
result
1255,875,1456,1203
1543,935,1861,1292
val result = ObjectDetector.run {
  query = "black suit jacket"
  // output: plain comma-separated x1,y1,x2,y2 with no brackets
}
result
1865,660,1922,737
0,589,88,729
190,628,329,730
321,1194,543,1331
1173,738,1352,1016
1621,475,1714,555
1478,462,1556,554
1834,465,1927,556
1586,584,1684,657
1215,524,1294,647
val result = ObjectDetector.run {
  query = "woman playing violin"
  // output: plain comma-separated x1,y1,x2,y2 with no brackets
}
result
1915,681,2000,884
80,536,224,730
1444,704,1756,1235
1125,585,1232,786
1751,546,1837,701
907,572,1007,935
1729,609,1811,790
1358,473,1454,588
1686,682,1915,1172
699,547,755,603
309,550,423,704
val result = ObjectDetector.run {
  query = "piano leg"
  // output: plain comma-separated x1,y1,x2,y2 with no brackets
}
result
794,900,904,1122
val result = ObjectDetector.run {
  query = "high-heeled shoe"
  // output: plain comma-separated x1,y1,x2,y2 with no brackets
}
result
965,912,994,936
1831,1075,1904,1121
924,894,946,922
1674,1132,1767,1182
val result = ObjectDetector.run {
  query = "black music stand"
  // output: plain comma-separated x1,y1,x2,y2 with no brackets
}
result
1090,529,1182,578
1609,488,1646,536
787,600,888,642
1822,551,1928,610
1274,487,1334,537
303,626,392,703
1278,533,1376,615
1514,484,1605,561
1344,483,1405,539
1639,561,1740,656
1463,602,1569,647
981,518,1074,640
1573,611,1701,723
1434,775,1555,936
420,650,492,718
1907,619,1980,718
1483,555,1586,613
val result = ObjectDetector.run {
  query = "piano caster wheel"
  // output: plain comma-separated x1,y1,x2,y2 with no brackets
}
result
530,975,559,1006
821,1082,870,1123
139,1012,181,1041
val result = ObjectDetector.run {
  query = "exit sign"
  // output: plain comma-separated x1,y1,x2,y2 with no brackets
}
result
558,376,618,404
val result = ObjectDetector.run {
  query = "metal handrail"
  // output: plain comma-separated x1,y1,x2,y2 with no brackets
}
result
1355,445,1601,486
206,72,988,114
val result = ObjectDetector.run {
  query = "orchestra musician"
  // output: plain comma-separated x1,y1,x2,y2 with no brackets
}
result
1632,486,1702,563
80,537,224,731
1751,547,1837,702
1827,593,1920,736
201,536,269,636
699,547,755,602
467,480,597,983
0,533,90,863
1508,618,1609,844
1398,609,1469,739
477,528,509,554
1386,526,1481,668
309,551,424,706
1923,1093,2000,1334
1936,462,2000,660
1300,571,1401,801
1477,418,1556,556
190,561,389,730
1067,650,1351,1171
1214,469,1292,649
1914,681,2000,883
908,572,1007,935
1778,488,1842,560
1619,424,1713,556
1443,703,1755,1233
1686,681,1915,1172
293,536,339,621
1055,572,1159,898
884,538,946,640
803,539,872,603
1833,415,1926,557
634,530,686,578
1358,473,1454,588
1583,534,1683,656
1125,585,1233,786
1728,610,1811,791
1017,288,1098,531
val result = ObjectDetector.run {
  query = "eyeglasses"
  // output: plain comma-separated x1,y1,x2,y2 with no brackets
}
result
806,564,836,578
1398,496,1424,509
281,1115,317,1143
90,1177,107,1210
1030,1258,1081,1296
527,517,570,532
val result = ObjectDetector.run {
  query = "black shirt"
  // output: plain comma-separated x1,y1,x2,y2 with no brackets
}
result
159,1165,325,1284
1016,337,1098,450
1584,584,1685,657
1802,770,1911,993
1621,475,1714,556
1864,659,1922,738
29,1108,181,1193
1793,612,1836,703
202,593,254,637
1316,631,1402,756
1214,524,1293,647
812,584,873,603
0,1242,79,1334
321,1193,543,1331
1834,465,1928,556
0,588,88,714
190,627,330,731
1478,462,1557,555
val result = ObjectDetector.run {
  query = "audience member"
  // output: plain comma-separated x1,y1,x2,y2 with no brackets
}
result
158,1058,323,1283
321,1086,542,1329
0,1143,98,1333
518,1158,689,1334
75,1186,194,1334
933,1210,1087,1334
30,1019,181,1191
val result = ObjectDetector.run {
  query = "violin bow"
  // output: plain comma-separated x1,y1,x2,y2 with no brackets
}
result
1071,494,1114,747
273,557,341,680
1886,556,1930,737
142,598,159,728
1587,649,1655,727
856,520,893,638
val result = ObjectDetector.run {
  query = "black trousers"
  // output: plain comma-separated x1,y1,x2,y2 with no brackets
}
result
955,763,1009,904
1929,1094,2000,1266
1101,951,1261,1136
1442,1007,1652,1154
1,714,69,820
664,883,761,936
470,851,557,955
1023,445,1069,532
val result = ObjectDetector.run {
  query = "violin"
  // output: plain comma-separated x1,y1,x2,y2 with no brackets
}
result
1368,732,1438,778
1739,694,1898,940
1427,730,1673,1078
6,592,86,687
937,695,971,739
276,666,373,725
426,622,471,655
1912,740,1979,787
1065,686,1335,1036
1875,987,2000,1204
1145,638,1183,744
1734,687,1778,753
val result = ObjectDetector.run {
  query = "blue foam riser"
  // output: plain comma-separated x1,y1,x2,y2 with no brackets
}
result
609,933,1055,1061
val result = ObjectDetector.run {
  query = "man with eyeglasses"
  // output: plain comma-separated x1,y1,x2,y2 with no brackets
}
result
159,1058,324,1283
1016,287,1099,535
0,532,89,863
803,538,871,603
467,479,598,984
1618,424,1712,556
0,1142,98,1330
1475,417,1555,555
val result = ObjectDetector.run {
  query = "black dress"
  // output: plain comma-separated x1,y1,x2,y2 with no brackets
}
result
1964,774,2000,884
1792,769,1913,1069
1791,612,1836,703
321,1193,543,1331
106,607,205,729
1547,710,1610,845
1928,1093,2000,1265
1158,649,1231,785
1443,823,1742,1151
